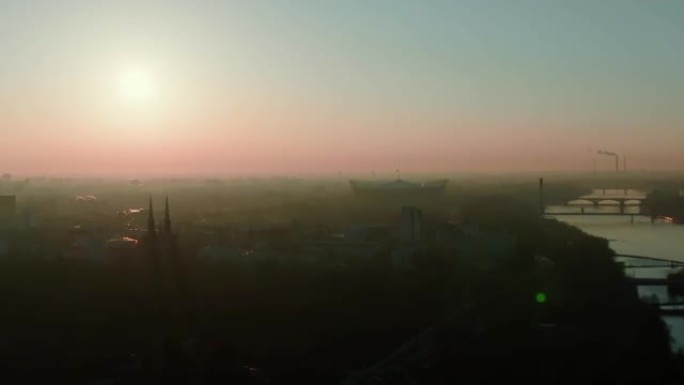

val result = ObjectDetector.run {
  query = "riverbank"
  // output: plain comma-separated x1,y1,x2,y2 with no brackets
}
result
549,208,684,355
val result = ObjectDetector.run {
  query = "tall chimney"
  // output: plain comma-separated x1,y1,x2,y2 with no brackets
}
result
539,177,545,216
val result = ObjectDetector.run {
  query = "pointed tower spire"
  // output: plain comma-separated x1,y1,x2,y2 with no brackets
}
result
148,196,156,238
164,196,171,233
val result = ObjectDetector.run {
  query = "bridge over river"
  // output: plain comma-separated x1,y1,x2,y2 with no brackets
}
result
545,188,650,217
575,188,646,206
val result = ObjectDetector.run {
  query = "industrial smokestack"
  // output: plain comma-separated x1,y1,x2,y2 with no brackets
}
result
597,149,619,172
539,177,544,216
597,150,618,157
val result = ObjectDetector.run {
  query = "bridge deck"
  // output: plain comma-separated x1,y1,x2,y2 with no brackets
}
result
627,278,684,286
545,212,644,216
578,195,646,199
616,254,684,265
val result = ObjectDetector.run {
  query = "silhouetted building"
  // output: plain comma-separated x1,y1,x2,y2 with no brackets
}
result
144,196,181,281
143,197,197,380
391,206,423,269
402,206,422,244
0,195,16,231
18,208,38,229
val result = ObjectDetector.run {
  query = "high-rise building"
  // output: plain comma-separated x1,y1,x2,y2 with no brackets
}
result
0,195,16,231
402,206,422,244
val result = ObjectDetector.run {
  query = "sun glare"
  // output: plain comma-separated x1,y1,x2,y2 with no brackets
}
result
118,68,155,104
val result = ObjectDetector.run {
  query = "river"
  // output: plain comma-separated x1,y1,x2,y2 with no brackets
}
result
547,203,684,353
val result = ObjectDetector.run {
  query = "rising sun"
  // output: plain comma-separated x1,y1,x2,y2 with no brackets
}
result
118,68,155,104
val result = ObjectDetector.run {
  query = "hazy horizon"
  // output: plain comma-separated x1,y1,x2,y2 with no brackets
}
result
3,0,684,175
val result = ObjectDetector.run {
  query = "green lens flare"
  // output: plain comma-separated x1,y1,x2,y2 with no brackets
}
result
535,292,547,303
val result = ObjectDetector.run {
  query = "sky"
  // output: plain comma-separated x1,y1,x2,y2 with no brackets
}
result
1,0,684,177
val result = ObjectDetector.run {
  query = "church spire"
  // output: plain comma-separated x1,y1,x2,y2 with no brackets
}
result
164,196,171,233
147,196,156,238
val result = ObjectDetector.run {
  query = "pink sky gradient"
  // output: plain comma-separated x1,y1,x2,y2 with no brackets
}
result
2,1,684,177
